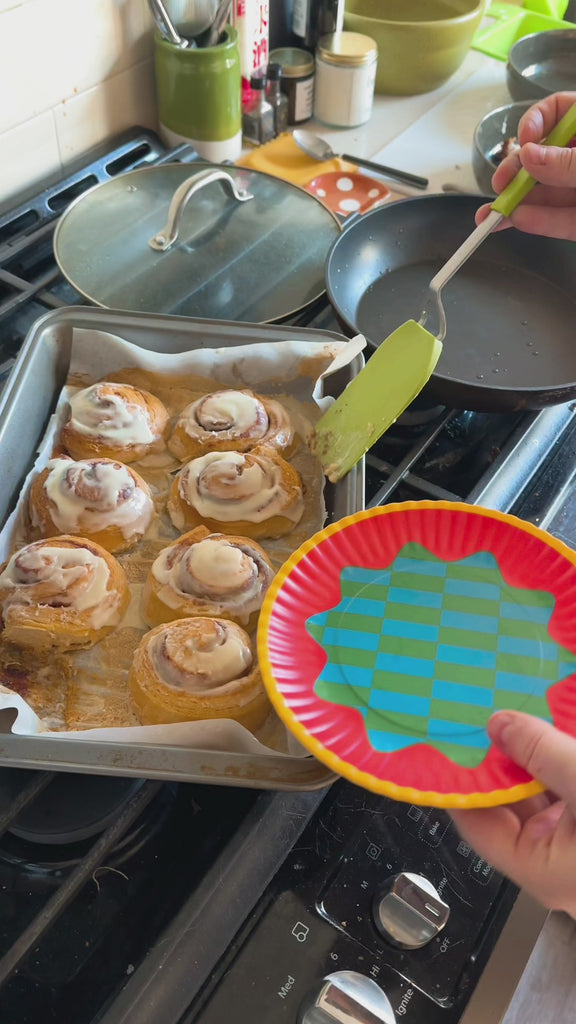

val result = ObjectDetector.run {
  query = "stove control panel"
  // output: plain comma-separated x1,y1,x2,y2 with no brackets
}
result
193,783,515,1024
298,971,396,1024
373,872,450,949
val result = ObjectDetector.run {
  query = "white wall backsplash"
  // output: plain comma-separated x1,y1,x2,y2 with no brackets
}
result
0,0,159,208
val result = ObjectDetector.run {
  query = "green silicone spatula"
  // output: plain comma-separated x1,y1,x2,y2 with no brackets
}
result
314,100,576,483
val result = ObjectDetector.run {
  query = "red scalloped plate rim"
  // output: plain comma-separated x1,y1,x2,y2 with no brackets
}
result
257,500,576,808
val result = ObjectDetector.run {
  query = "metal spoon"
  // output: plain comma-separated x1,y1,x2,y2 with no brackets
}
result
162,0,218,37
196,0,233,47
292,129,429,191
148,0,193,48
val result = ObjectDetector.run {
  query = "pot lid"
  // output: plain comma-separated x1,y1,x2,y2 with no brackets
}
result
53,163,342,323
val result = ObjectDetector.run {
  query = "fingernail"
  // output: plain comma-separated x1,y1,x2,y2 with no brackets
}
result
487,711,515,748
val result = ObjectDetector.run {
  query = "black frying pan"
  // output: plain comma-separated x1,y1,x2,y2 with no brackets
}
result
325,194,576,413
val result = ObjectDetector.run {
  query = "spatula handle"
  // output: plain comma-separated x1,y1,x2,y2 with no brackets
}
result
492,101,576,218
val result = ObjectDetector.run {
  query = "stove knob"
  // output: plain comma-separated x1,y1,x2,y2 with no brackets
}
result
298,971,396,1024
373,871,450,949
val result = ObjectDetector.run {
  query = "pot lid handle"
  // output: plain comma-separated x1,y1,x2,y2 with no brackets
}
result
148,168,254,252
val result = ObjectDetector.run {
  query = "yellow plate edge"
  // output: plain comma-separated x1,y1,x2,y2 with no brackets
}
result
257,499,576,809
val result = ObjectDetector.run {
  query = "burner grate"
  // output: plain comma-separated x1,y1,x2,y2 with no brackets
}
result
0,770,258,1024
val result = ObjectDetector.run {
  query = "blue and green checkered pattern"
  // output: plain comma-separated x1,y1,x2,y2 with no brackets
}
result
306,542,576,768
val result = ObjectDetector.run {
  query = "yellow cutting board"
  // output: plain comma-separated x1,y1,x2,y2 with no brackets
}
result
236,132,358,186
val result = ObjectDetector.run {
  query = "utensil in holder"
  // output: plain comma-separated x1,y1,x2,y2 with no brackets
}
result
154,26,242,162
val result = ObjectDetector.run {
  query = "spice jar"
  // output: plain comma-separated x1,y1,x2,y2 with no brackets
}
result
242,74,275,145
266,63,289,136
268,47,315,126
314,31,377,128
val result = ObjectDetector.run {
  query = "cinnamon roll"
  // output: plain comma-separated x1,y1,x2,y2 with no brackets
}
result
61,382,169,463
0,536,130,652
142,526,274,631
29,457,154,553
167,445,304,540
129,616,270,729
167,389,295,463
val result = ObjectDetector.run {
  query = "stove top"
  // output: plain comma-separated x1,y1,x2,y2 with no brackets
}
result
0,127,573,1024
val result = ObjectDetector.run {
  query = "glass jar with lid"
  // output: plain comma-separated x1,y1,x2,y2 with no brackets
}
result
314,31,378,128
269,47,315,125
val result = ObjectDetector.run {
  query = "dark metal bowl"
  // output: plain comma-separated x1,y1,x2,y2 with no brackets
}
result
472,100,532,195
506,29,576,101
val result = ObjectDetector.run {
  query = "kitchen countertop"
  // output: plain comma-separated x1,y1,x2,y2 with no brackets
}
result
304,46,511,196
300,43,576,1024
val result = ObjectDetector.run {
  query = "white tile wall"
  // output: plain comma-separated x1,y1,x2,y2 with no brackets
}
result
0,0,159,207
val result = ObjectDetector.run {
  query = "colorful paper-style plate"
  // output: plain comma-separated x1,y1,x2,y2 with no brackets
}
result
257,501,576,808
305,171,391,216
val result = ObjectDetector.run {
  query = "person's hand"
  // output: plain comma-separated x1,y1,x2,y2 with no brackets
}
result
475,91,576,240
450,710,576,919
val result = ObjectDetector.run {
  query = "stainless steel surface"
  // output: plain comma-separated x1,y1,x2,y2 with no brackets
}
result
374,872,449,950
162,0,217,37
148,168,253,252
420,208,502,342
96,786,331,1024
291,130,429,190
199,0,232,47
300,972,396,1024
501,910,576,1024
148,0,190,46
0,305,364,788
53,163,342,324
459,890,549,1024
293,128,339,162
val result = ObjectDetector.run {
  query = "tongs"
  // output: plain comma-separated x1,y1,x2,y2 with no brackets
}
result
420,101,576,342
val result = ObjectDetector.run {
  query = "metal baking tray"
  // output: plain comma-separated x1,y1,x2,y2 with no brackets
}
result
0,306,364,789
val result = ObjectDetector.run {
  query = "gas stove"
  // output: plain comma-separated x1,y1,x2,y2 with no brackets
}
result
1,128,575,1024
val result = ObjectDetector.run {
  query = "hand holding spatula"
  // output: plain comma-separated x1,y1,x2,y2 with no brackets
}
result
313,101,576,483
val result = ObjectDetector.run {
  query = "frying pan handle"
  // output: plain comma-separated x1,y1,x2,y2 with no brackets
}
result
148,169,254,251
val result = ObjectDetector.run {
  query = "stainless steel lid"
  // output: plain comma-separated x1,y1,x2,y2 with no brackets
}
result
53,163,341,323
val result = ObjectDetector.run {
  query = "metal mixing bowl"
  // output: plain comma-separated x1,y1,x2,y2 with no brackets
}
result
472,100,532,195
506,29,576,101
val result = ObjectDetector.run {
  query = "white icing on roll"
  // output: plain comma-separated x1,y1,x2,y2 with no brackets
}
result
149,620,252,692
68,384,156,444
182,391,268,440
41,458,154,538
152,535,273,614
0,543,119,628
178,451,302,523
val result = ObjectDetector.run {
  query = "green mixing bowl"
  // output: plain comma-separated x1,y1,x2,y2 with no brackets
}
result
343,0,486,95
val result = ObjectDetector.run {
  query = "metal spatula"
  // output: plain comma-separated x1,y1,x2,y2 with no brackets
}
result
314,101,576,483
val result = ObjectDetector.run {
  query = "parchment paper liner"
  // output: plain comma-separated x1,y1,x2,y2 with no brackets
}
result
0,327,365,758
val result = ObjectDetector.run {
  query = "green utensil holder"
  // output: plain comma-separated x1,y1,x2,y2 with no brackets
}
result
154,27,242,162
